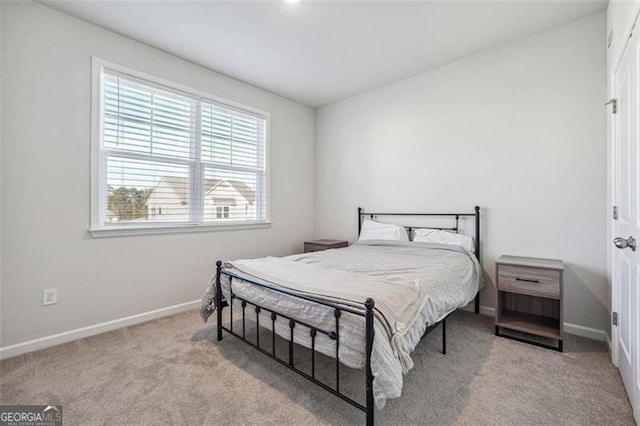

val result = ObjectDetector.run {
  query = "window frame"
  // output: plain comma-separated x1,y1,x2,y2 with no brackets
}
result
90,57,271,238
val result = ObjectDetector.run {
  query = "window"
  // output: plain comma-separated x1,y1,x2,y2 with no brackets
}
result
215,206,231,219
91,59,269,236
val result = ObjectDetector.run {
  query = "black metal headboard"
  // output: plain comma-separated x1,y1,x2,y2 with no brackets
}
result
357,206,481,262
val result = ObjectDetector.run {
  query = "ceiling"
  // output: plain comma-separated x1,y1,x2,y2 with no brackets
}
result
41,0,607,107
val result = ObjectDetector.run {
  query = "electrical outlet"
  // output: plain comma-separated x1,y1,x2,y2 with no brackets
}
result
43,288,57,306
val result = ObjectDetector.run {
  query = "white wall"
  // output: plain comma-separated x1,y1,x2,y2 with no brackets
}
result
315,13,608,332
0,3,3,347
0,2,315,347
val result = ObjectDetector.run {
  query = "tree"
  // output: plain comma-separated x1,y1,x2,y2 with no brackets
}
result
107,186,153,221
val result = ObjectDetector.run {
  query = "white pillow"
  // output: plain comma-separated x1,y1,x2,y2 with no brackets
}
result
413,229,475,253
359,219,409,242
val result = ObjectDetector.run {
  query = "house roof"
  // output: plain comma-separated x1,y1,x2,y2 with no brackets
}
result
156,176,255,204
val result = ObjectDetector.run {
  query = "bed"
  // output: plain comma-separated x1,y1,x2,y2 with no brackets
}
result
200,206,482,425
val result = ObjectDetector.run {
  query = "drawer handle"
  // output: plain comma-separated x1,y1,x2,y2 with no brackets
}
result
515,277,540,283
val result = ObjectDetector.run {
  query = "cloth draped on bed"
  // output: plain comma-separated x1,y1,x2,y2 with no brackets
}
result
200,240,481,408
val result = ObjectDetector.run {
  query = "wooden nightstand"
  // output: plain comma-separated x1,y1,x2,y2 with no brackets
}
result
495,255,564,352
304,239,348,253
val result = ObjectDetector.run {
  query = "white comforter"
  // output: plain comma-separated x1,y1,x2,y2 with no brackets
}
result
206,240,481,408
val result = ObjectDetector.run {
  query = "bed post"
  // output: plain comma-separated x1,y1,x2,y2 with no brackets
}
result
474,206,480,261
474,206,480,315
216,260,223,341
442,318,447,354
358,207,363,236
364,297,375,426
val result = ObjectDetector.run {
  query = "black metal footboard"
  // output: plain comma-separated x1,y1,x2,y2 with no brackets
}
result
215,260,378,425
214,260,448,425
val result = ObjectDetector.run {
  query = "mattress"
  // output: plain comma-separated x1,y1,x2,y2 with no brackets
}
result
208,240,481,408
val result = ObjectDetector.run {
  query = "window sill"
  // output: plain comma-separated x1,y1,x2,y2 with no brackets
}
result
89,221,272,238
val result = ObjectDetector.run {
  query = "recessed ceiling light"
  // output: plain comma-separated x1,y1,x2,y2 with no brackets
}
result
285,0,300,4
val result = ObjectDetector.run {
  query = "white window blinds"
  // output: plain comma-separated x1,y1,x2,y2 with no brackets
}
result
200,103,267,222
96,66,268,230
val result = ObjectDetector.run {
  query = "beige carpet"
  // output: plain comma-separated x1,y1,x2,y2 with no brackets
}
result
0,310,633,425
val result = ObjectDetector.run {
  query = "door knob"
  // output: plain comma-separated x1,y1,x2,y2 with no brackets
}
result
614,236,637,251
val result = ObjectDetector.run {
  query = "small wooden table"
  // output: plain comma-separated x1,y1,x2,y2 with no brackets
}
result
495,255,564,351
304,239,348,253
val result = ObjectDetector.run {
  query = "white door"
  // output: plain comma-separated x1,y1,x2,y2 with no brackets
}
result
614,21,640,421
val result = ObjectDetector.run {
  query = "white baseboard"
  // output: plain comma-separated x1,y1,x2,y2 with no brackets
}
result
1,300,610,360
563,322,608,342
459,303,495,317
460,304,608,342
0,300,200,360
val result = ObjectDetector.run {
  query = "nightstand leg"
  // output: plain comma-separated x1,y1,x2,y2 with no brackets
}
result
442,319,446,355
495,325,499,336
558,340,563,352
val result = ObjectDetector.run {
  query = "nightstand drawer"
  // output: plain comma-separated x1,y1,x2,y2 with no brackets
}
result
497,265,560,299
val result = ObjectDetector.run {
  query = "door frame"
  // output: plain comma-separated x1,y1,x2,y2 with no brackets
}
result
611,6,640,369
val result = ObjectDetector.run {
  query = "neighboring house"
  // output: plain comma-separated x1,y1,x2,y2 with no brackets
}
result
146,176,255,221
203,179,256,220
106,209,119,222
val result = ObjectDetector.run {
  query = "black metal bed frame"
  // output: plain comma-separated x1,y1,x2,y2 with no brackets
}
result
215,206,481,425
